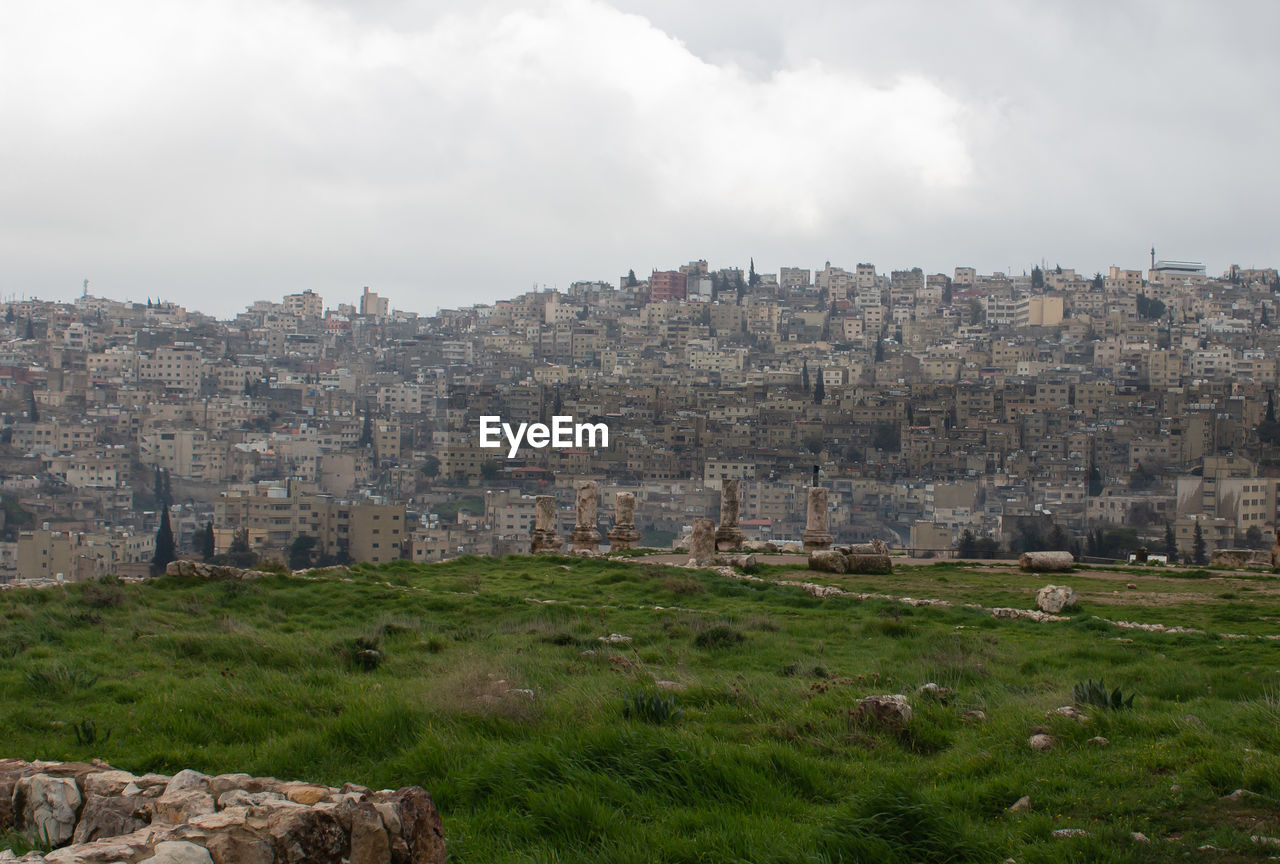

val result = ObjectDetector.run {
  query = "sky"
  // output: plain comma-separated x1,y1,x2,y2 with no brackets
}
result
2,1,1277,318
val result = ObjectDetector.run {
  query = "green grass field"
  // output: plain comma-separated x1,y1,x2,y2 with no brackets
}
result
3,556,1280,862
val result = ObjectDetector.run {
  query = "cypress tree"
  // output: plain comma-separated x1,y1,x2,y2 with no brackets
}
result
153,509,176,574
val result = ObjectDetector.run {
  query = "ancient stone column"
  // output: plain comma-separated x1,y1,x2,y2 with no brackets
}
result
607,491,641,550
570,480,602,552
802,486,832,551
715,478,744,551
530,495,562,554
689,518,716,566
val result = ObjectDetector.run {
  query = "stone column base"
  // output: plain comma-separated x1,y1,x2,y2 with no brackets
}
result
802,531,833,552
607,527,640,550
715,527,744,551
570,527,602,552
530,530,562,554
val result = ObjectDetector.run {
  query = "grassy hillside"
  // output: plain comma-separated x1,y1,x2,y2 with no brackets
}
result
3,556,1280,862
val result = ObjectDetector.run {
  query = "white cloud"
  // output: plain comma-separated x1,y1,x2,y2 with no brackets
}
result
0,0,974,313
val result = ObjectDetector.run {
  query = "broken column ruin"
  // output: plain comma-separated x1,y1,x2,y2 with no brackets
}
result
607,491,641,550
689,518,716,566
530,495,562,554
802,486,833,551
570,480,602,552
715,478,744,551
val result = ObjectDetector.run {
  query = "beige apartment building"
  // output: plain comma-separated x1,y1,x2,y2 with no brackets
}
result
17,528,155,581
215,485,405,564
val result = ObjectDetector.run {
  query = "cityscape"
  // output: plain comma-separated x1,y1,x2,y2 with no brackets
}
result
3,250,1276,584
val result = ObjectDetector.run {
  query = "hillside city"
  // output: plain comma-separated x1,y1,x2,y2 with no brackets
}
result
3,253,1279,583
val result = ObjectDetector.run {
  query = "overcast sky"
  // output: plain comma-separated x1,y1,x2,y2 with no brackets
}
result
2,1,1276,317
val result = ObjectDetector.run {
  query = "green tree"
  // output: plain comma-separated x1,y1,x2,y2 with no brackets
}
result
480,459,499,482
625,269,639,288
1164,522,1178,563
1136,293,1167,320
748,257,760,287
1092,272,1104,291
813,372,825,405
152,509,176,574
420,455,441,478
1192,520,1207,565
1088,466,1104,497
802,433,824,455
288,534,317,570
802,360,810,393
1245,525,1265,549
1259,392,1280,445
1031,266,1044,291
200,521,215,561
359,413,373,448
873,423,900,452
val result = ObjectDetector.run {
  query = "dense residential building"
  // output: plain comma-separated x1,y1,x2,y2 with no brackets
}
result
3,252,1280,581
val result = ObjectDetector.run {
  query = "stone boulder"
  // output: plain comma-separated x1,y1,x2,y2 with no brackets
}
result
70,793,150,844
14,774,82,847
1035,584,1078,614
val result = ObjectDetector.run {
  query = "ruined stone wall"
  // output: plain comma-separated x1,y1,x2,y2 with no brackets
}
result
0,758,445,864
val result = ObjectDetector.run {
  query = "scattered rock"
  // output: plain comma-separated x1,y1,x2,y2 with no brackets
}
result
1035,585,1078,613
1170,784,1182,793
1223,788,1258,801
598,634,632,644
1028,734,1054,752
1252,835,1280,846
916,683,950,702
1126,583,1138,590
654,680,686,691
852,695,912,728
1088,736,1110,747
1131,832,1150,843
1047,705,1089,722
1008,796,1031,812
960,709,987,723
1052,828,1089,838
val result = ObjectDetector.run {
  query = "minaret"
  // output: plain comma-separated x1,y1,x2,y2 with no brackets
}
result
1150,246,1156,269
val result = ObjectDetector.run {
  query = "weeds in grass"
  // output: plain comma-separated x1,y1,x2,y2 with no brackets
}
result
622,689,683,725
660,575,705,595
337,634,384,671
24,663,99,697
0,634,26,658
693,624,745,650
80,581,125,609
72,718,110,746
1073,678,1135,710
